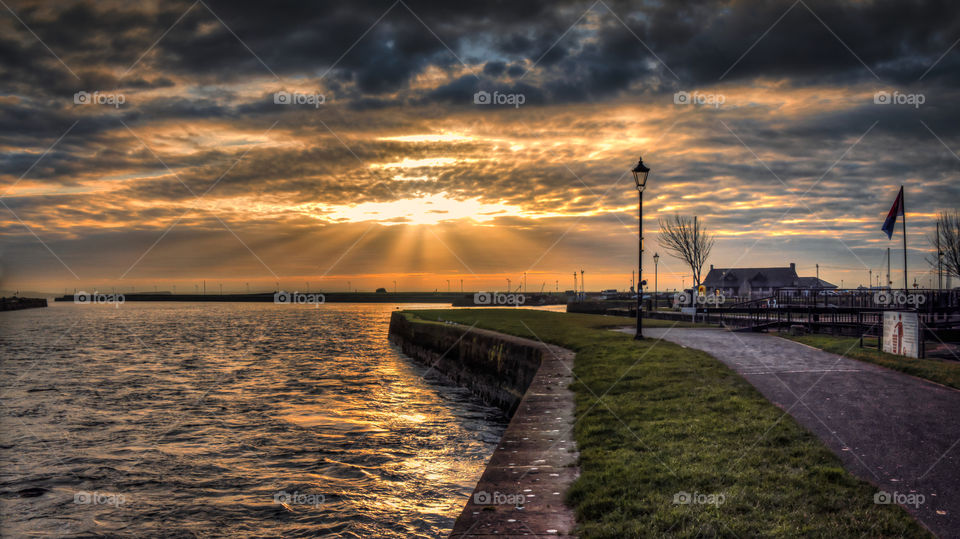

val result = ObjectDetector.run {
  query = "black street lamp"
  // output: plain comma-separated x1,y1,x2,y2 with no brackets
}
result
653,252,659,312
632,157,650,340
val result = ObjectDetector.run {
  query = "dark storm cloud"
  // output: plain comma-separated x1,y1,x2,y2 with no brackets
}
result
3,0,958,106
0,0,956,142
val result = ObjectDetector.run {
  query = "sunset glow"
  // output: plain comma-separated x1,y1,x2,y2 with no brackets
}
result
0,0,957,294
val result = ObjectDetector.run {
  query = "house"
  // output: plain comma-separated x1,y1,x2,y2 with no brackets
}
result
701,263,836,299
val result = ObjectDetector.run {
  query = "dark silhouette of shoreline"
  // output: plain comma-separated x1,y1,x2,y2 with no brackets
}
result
1,297,48,311
53,292,465,303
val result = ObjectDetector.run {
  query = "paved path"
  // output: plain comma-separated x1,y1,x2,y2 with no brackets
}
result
633,327,960,538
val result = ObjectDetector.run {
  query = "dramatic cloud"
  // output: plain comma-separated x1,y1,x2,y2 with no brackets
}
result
1,0,958,292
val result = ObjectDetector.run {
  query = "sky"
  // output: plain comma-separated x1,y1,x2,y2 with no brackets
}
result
1,0,958,294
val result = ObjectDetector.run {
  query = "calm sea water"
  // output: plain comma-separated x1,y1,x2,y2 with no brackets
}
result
0,302,512,537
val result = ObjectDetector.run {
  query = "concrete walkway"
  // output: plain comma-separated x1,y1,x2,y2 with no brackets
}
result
632,327,960,538
448,329,578,538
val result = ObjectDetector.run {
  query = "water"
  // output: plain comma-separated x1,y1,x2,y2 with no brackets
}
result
0,302,510,537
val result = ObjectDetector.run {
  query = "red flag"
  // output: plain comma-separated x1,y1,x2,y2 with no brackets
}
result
881,186,904,239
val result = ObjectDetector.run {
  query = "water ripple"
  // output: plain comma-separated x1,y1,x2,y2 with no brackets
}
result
0,303,505,537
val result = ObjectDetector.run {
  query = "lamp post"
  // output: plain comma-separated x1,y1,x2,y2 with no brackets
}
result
632,157,650,340
653,252,659,312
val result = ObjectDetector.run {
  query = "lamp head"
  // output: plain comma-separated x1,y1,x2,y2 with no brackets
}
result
632,158,650,192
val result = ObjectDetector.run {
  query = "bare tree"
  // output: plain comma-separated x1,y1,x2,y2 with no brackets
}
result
658,215,715,288
927,210,960,280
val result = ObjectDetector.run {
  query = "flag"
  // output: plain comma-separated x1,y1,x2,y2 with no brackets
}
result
881,186,904,239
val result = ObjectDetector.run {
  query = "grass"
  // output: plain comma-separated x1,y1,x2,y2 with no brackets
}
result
779,332,960,390
407,309,928,538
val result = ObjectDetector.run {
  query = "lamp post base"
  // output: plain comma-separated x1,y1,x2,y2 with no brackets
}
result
635,304,643,340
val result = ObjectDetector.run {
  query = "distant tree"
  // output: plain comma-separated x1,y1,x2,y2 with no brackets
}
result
658,215,716,289
375,287,388,293
927,210,960,280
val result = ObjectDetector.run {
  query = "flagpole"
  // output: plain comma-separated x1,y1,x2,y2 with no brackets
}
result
937,220,942,289
901,185,907,290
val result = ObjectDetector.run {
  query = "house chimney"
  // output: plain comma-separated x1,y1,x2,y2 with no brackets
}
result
790,262,796,271
710,264,714,270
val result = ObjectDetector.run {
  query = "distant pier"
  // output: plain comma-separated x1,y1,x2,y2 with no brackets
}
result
53,291,571,305
0,297,48,311
54,292,467,303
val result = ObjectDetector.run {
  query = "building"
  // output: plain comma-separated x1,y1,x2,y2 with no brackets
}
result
701,263,837,299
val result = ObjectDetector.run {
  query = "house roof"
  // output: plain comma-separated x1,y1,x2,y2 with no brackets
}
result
795,277,838,289
702,266,800,289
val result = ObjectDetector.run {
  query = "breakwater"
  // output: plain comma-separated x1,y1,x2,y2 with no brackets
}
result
388,311,578,537
388,311,542,414
0,297,47,311
53,292,463,303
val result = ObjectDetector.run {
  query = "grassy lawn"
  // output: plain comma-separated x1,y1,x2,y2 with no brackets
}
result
779,333,960,390
407,309,927,537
